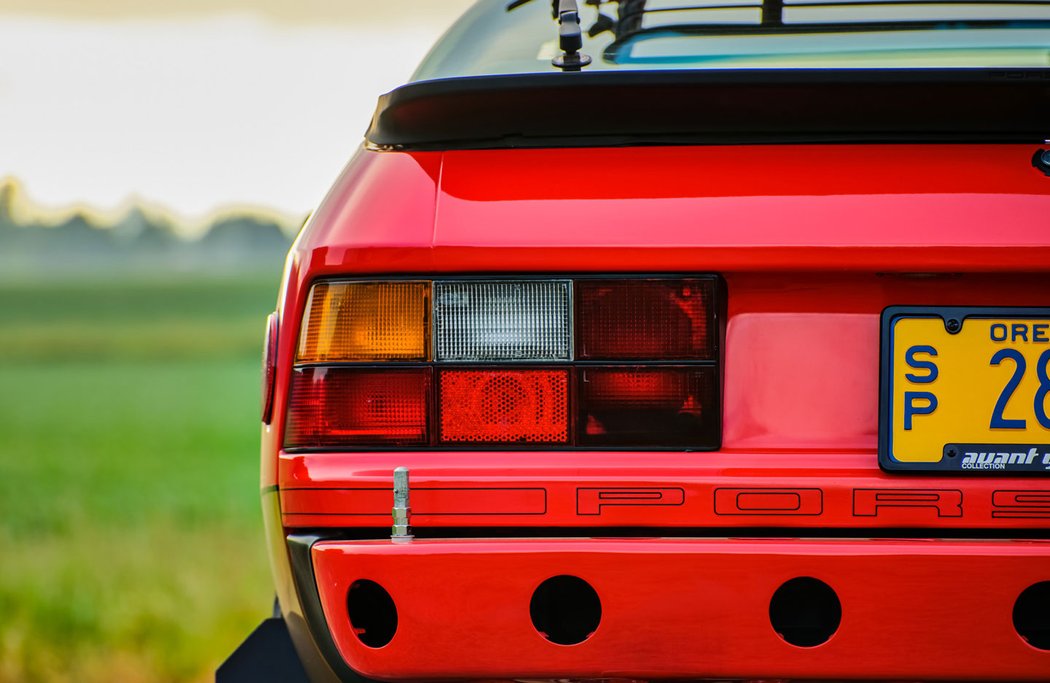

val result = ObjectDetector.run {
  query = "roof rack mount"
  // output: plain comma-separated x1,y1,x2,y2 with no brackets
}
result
553,0,594,70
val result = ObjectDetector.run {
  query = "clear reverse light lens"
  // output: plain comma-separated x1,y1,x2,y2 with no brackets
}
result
434,281,572,361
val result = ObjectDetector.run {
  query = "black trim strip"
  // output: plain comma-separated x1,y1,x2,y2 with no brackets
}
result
366,69,1050,150
291,526,1050,541
286,534,377,683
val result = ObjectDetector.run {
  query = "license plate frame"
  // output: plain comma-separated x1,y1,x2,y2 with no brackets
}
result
879,305,1050,475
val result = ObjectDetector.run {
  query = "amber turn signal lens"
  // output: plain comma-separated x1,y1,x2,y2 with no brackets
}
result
297,281,430,362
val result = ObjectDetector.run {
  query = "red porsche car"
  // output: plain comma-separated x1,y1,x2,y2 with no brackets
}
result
221,1,1050,681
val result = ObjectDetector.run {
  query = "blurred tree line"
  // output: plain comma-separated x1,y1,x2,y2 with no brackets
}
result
0,179,299,278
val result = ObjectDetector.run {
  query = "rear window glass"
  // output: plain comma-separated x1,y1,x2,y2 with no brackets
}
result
412,0,1050,80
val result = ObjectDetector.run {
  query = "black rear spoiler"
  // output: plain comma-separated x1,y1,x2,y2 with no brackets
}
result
365,69,1050,150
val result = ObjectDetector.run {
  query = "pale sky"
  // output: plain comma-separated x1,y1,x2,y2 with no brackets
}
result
0,1,475,220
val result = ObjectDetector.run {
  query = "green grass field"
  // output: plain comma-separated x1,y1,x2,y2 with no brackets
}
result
0,273,281,682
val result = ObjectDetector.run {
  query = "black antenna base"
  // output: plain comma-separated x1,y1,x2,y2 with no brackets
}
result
553,0,592,71
552,51,592,70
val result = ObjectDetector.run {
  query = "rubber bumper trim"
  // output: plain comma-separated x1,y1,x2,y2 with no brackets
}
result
287,534,379,683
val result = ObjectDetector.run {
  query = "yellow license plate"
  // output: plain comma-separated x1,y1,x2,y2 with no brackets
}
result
880,307,1050,474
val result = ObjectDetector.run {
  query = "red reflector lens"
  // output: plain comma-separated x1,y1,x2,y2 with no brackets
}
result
439,369,569,444
576,279,714,360
285,368,430,448
261,312,278,424
577,367,717,447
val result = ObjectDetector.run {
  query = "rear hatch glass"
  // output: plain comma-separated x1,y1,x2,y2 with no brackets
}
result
413,0,1050,79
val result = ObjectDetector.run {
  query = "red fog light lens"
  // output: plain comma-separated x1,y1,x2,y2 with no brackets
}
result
577,367,717,447
439,369,569,444
576,279,714,360
285,368,431,448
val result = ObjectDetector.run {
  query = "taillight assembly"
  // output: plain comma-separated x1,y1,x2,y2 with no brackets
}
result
285,277,721,450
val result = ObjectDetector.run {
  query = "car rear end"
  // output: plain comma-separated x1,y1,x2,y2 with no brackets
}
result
252,2,1050,681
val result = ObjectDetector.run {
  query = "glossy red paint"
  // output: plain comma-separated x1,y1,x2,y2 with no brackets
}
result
275,272,1050,531
311,537,1050,681
261,144,1050,682
279,451,1050,529
265,145,1050,487
282,145,1050,291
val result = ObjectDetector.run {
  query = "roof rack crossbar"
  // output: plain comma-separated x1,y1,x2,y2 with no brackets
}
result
511,0,1050,66
608,17,1050,48
615,0,1050,22
605,0,1050,60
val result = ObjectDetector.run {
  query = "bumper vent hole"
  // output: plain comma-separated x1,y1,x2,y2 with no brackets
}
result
769,577,841,648
347,579,397,648
1014,581,1050,650
530,575,601,646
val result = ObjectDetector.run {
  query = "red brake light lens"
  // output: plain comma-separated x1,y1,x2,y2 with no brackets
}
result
576,279,714,360
577,367,717,447
285,368,431,448
439,369,569,444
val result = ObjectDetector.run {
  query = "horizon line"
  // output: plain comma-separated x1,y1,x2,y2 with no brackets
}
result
0,177,305,239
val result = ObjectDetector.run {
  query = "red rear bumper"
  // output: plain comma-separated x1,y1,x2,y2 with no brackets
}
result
309,536,1050,681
